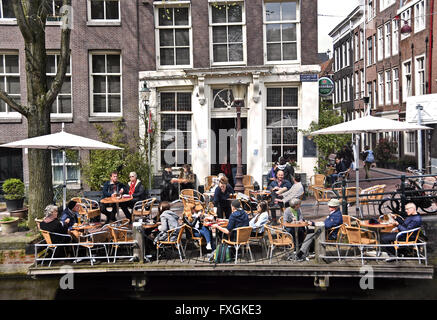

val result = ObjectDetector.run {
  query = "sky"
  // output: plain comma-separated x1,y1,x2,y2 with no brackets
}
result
318,0,361,53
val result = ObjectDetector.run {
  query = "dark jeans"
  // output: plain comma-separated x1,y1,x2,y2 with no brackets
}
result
217,205,231,219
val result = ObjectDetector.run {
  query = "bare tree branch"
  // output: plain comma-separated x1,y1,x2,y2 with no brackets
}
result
0,90,29,116
11,0,33,42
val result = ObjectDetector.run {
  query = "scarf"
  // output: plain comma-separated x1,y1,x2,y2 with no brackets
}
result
129,180,136,196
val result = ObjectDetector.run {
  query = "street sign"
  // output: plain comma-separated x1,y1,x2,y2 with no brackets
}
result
300,74,318,82
319,77,334,96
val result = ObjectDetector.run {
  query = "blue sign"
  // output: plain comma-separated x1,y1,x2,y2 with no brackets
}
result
300,74,318,82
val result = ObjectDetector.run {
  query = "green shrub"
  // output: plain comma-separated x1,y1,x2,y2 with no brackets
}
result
374,138,398,162
2,178,25,200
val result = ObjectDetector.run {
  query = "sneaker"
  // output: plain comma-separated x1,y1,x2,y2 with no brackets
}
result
206,243,212,250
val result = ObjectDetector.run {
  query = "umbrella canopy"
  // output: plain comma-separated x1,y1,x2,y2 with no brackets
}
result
0,129,122,209
310,115,432,135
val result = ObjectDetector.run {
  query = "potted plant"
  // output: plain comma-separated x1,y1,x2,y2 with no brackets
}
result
0,216,20,234
2,178,25,212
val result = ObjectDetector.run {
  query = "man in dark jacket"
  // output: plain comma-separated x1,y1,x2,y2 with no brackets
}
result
213,176,234,219
330,157,348,185
100,171,128,223
60,200,80,230
213,199,249,241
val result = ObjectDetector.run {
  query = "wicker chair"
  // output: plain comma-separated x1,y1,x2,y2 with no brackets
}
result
222,226,254,264
76,230,111,265
156,224,186,263
39,230,72,267
265,225,294,264
132,198,156,221
343,225,378,264
71,197,101,222
205,175,218,192
394,227,426,264
308,174,326,195
184,224,206,258
108,225,136,263
243,175,254,196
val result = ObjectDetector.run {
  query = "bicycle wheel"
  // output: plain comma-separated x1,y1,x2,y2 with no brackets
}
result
379,198,400,215
419,188,437,214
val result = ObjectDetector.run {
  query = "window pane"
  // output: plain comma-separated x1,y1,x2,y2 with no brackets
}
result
59,96,71,113
282,24,296,41
161,150,175,167
161,132,175,149
228,26,242,43
176,48,189,65
283,43,297,60
213,26,227,43
282,2,297,20
160,48,174,65
283,88,298,106
92,55,106,73
0,56,3,73
105,0,119,20
266,24,281,42
93,95,106,112
267,43,281,61
161,114,175,131
108,95,120,113
176,131,190,149
67,165,79,181
175,29,189,46
174,7,189,26
159,8,173,26
267,88,282,107
93,76,106,93
5,55,19,73
106,55,120,73
3,0,15,18
177,92,191,111
265,2,280,21
0,76,4,90
213,89,233,108
212,5,226,23
51,101,57,113
177,114,191,131
229,44,243,61
60,77,71,93
161,92,175,111
267,109,282,127
213,45,228,62
271,128,281,144
283,128,297,144
108,76,120,93
228,4,242,23
283,110,298,126
46,55,56,74
91,0,104,19
53,166,63,182
6,77,20,94
283,146,297,160
160,29,174,46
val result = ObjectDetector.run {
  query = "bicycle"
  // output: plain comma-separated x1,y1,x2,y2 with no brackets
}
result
378,166,437,215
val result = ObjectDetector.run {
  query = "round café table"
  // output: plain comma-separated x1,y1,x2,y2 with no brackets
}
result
100,195,133,220
359,220,396,256
282,221,308,259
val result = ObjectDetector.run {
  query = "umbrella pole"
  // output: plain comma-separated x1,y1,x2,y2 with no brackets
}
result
62,149,67,210
355,134,362,219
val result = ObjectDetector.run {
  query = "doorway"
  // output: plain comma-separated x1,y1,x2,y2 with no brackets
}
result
211,117,247,187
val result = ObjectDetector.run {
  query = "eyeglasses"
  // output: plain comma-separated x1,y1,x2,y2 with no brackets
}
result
129,176,135,178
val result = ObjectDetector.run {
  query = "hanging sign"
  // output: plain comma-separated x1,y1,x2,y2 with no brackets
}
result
319,77,335,96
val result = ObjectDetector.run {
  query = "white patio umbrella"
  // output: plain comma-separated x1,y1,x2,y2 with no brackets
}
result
0,126,122,209
310,115,433,218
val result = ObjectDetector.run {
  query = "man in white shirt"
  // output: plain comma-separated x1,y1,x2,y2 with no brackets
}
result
274,174,304,206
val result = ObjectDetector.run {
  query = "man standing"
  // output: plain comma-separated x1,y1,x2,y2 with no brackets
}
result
101,171,128,223
362,146,375,179
213,176,234,219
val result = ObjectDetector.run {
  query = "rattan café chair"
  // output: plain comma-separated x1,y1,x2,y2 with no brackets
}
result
265,225,294,264
222,226,254,264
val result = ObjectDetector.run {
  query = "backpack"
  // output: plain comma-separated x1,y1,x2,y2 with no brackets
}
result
365,150,375,163
213,243,232,263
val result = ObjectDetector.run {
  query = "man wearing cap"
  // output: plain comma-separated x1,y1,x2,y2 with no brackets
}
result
213,199,249,241
295,198,343,261
60,200,81,230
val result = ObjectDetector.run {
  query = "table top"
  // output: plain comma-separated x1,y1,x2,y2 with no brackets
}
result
142,222,160,229
101,195,133,204
72,222,104,231
283,221,308,228
360,220,396,229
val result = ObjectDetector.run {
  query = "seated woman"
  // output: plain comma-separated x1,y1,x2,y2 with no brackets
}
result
249,201,269,236
40,204,72,243
183,203,215,251
153,201,180,244
177,164,195,190
282,198,306,248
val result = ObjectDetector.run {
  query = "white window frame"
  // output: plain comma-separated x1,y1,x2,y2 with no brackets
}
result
368,0,375,21
392,19,399,55
380,0,396,12
355,72,359,100
87,0,121,24
346,41,350,67
384,22,391,58
415,55,426,96
0,52,21,118
402,59,412,101
89,51,122,117
367,81,373,108
48,53,72,120
414,0,426,33
355,32,359,62
378,72,384,106
154,3,193,70
367,37,373,66
51,150,80,185
385,69,391,105
377,26,383,61
360,69,364,99
209,0,246,66
400,8,411,40
0,0,15,21
404,131,416,156
263,0,301,65
393,68,399,104
360,29,364,60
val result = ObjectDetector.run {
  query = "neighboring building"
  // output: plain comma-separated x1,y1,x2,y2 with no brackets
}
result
140,0,320,186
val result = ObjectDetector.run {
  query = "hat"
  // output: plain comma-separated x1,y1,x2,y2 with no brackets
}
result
327,198,341,207
67,200,77,210
231,199,241,209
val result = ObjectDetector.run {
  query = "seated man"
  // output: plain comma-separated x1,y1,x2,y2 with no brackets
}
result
381,202,422,256
274,174,304,207
329,157,348,185
60,200,81,230
213,199,249,242
100,171,129,223
295,198,343,261
249,201,269,236
269,170,292,205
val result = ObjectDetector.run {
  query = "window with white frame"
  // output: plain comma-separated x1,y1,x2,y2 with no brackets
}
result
47,54,72,116
377,26,383,61
346,41,350,66
46,0,63,21
367,82,373,108
264,0,299,63
342,78,346,102
378,72,384,105
90,52,121,115
393,68,399,103
384,22,391,58
404,131,415,155
392,19,399,55
373,34,377,64
373,80,377,108
347,76,351,101
367,37,373,66
51,150,80,184
403,60,412,101
266,87,298,163
355,32,359,62
341,43,346,68
368,0,375,20
210,1,245,65
88,0,120,21
385,69,391,105
155,5,191,68
360,69,364,99
380,0,396,11
159,91,192,167
400,9,411,40
415,56,426,95
0,53,20,116
0,0,14,19
360,29,364,60
414,0,426,33
355,72,359,100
